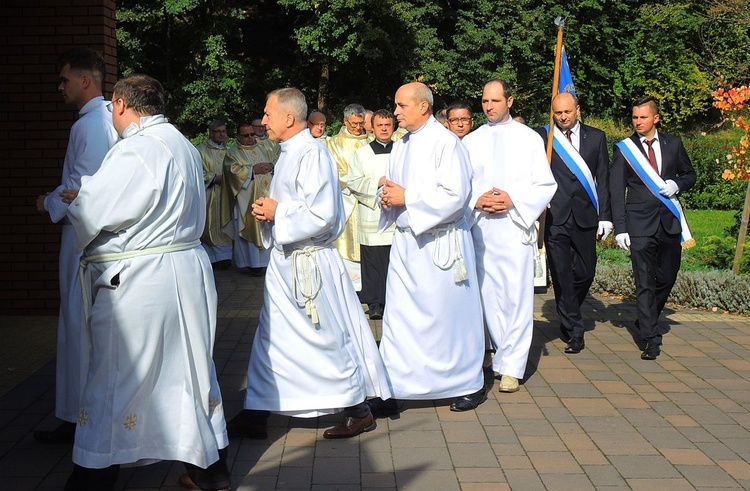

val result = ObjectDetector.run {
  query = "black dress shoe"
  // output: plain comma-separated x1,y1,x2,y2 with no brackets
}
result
559,325,571,342
33,421,76,444
246,267,266,277
367,398,399,419
641,341,660,360
323,412,376,439
368,303,384,320
564,337,585,354
449,388,487,412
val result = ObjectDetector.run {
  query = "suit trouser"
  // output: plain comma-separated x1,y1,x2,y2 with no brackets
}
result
545,218,597,339
359,244,391,307
629,223,681,345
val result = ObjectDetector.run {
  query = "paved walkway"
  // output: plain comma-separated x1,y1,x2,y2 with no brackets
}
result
2,268,750,490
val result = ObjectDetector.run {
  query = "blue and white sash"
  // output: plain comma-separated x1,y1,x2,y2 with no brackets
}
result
546,125,598,214
615,138,695,249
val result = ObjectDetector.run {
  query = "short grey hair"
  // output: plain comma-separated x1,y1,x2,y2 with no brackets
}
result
268,87,307,122
343,103,366,120
412,84,434,111
208,119,226,131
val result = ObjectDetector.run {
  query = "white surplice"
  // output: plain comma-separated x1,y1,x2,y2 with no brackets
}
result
378,117,485,400
43,96,118,423
347,141,395,246
67,115,227,469
463,119,557,379
244,129,391,417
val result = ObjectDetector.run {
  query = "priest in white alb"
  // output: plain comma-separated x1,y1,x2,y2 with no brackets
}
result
64,74,229,491
463,79,557,394
227,87,391,441
373,82,486,415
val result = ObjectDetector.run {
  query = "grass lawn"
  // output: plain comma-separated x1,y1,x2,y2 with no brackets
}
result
596,209,738,272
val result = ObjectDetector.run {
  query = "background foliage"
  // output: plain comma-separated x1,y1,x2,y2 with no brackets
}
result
116,0,750,138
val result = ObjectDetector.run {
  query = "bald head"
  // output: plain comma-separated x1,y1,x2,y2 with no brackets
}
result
551,91,580,131
394,82,433,132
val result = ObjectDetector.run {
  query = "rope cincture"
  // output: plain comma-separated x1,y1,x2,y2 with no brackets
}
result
430,217,469,284
79,240,202,322
290,246,325,324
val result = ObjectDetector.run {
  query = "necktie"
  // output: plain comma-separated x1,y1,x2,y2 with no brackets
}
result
645,139,658,173
564,129,572,142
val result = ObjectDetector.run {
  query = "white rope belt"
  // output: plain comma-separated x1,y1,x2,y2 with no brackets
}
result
429,217,469,284
79,240,202,322
290,245,326,324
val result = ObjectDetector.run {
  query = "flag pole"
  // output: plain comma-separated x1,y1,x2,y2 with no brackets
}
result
537,17,566,251
547,16,565,165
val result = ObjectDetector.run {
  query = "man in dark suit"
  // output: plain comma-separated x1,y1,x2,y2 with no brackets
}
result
537,92,612,355
610,95,696,360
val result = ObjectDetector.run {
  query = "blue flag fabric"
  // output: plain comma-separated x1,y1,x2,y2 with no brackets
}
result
558,46,576,97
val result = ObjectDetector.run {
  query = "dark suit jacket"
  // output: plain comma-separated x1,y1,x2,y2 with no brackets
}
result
536,124,611,228
610,131,696,237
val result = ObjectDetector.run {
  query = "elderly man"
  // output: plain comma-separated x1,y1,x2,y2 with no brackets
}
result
228,88,391,440
327,103,370,287
64,74,229,491
536,92,612,354
33,47,119,445
222,122,274,276
347,109,398,320
197,119,232,268
445,101,474,140
463,79,557,393
373,82,486,414
610,95,696,360
307,110,328,141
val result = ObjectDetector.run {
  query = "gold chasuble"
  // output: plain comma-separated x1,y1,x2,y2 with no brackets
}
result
256,135,281,163
326,127,369,261
222,143,276,247
197,140,232,247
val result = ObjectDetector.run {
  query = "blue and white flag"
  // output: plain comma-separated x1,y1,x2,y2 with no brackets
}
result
558,46,576,97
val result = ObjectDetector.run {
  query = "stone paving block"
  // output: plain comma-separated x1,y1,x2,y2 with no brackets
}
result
638,427,697,449
446,442,499,468
390,430,445,448
359,431,392,453
660,448,715,465
442,421,489,443
385,411,440,432
392,446,453,470
676,464,740,487
454,466,506,483
539,406,577,423
590,429,661,456
500,404,546,422
312,456,360,485
539,472,596,490
361,452,394,474
235,475,279,490
460,483,510,491
570,448,609,465
394,469,460,490
503,469,547,490
503,419,556,436
626,477,696,490
497,455,533,469
361,472,395,488
280,445,314,467
581,464,628,487
608,455,681,479
694,441,740,461
605,393,651,409
551,383,605,398
276,466,312,488
575,415,641,434
232,458,279,476
518,434,567,452
717,459,750,480
562,398,619,417
526,450,583,474
619,408,673,427
723,437,750,460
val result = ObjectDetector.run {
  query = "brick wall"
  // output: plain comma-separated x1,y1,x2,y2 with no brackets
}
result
0,1,117,314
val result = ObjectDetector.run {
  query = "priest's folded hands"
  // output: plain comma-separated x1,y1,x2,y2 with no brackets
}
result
60,188,79,204
252,196,278,222
379,179,405,209
476,187,514,214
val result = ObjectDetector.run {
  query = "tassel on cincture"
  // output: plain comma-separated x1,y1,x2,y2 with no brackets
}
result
306,300,320,324
453,256,469,283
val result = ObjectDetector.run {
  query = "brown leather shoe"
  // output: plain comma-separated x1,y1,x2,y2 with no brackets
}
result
323,412,376,439
179,473,229,491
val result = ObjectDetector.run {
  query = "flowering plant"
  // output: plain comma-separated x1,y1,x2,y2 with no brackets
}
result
714,86,750,180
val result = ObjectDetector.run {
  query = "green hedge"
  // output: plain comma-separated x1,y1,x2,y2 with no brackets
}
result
591,262,750,314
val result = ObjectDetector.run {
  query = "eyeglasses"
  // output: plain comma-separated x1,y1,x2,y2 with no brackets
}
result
106,98,123,113
238,133,255,137
346,120,365,127
211,129,227,134
448,117,473,125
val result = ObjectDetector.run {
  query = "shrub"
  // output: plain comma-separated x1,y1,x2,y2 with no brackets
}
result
591,262,750,314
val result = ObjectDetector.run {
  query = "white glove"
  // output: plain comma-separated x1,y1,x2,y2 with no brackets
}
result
597,220,613,241
616,233,631,251
659,179,679,198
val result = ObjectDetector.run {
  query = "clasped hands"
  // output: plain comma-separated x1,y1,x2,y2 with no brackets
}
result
253,162,273,175
251,196,278,222
379,177,405,210
475,188,513,214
